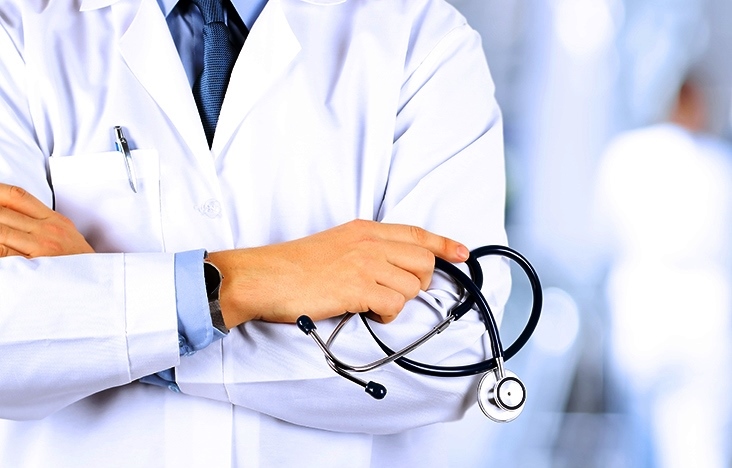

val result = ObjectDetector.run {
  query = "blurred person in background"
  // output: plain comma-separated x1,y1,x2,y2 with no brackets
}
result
595,76,732,468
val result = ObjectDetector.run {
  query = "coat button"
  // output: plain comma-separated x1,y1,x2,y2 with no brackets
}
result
196,199,222,218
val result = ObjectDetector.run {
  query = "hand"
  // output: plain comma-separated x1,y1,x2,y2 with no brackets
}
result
207,219,469,328
0,183,94,258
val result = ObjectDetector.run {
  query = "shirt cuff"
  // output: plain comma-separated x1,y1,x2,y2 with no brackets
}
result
139,249,226,391
175,248,226,356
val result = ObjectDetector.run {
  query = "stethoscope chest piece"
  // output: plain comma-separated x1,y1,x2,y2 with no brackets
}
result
477,369,526,423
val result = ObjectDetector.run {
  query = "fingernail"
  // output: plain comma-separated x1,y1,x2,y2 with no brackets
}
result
456,245,469,261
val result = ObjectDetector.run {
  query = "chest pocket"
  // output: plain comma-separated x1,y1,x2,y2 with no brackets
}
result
49,150,163,253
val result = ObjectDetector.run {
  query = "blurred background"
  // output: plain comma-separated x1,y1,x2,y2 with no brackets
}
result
442,0,732,466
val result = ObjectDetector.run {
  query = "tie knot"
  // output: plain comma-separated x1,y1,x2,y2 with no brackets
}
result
190,0,226,24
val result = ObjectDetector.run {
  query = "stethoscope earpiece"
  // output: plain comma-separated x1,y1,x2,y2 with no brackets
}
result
477,369,526,423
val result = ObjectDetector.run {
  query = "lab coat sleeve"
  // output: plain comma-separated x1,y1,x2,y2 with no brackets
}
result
177,19,511,434
0,20,181,420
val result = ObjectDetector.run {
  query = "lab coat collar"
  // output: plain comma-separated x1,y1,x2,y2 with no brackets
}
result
86,0,302,157
116,0,211,156
78,0,335,155
211,0,301,153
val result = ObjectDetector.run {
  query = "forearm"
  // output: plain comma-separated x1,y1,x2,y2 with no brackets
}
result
0,253,179,420
206,220,470,329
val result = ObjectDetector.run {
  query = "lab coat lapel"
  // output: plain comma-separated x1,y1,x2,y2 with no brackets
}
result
212,0,301,154
114,0,210,157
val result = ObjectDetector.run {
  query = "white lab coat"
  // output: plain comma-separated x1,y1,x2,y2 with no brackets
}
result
0,0,509,466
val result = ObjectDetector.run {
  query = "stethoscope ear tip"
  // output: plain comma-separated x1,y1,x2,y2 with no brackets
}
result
296,315,317,334
365,381,387,400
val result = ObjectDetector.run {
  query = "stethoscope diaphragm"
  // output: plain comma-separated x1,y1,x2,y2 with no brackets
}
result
477,369,526,422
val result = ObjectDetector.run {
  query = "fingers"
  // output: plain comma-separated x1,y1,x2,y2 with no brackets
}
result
0,223,37,256
347,221,469,323
0,184,93,258
0,203,36,232
403,224,469,262
0,185,43,256
373,260,423,302
0,183,53,220
346,250,429,323
353,219,469,263
334,220,468,322
0,242,26,258
382,241,435,290
361,285,407,324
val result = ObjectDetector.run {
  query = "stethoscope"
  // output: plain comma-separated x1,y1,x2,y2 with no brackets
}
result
297,245,542,423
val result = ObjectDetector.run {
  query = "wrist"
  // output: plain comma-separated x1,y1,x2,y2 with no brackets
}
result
206,249,260,328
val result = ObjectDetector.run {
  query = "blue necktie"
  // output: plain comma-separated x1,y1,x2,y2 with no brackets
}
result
190,0,242,147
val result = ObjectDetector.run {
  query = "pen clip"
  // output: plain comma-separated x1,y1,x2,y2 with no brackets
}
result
114,126,139,194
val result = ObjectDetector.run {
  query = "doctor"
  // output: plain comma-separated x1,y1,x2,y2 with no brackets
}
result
0,0,509,466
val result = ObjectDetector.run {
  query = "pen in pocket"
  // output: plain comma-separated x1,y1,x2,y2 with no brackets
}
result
114,126,139,193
